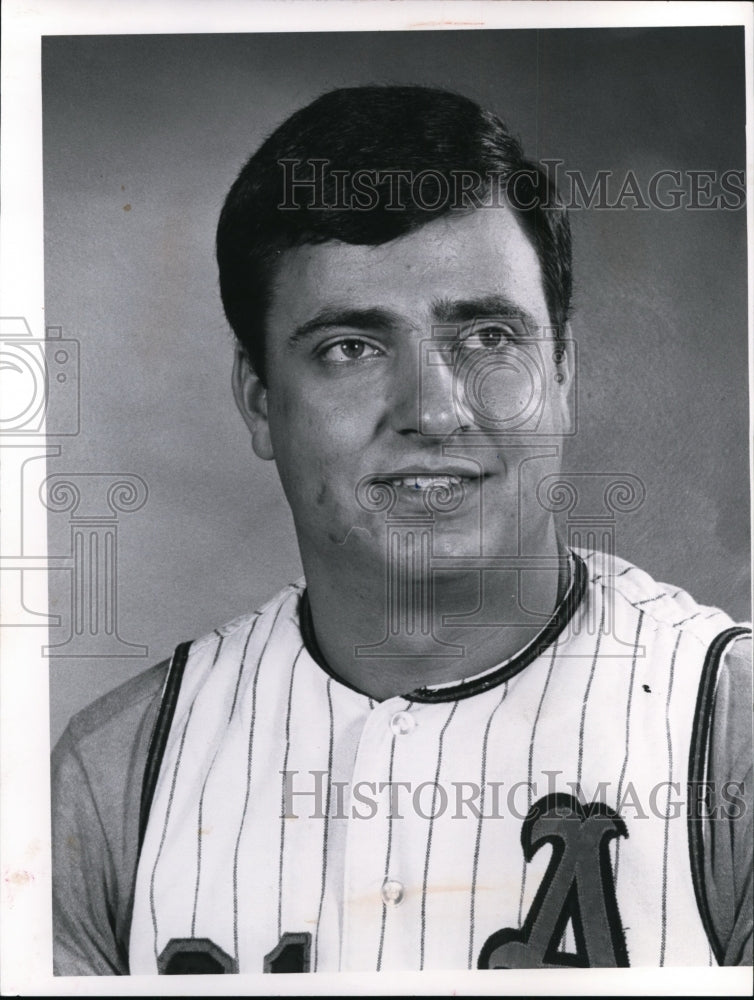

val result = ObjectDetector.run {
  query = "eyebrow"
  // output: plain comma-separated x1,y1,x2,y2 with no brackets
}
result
288,295,542,345
431,295,541,335
289,307,406,345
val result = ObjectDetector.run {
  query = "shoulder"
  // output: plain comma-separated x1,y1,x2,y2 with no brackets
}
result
56,579,307,766
575,548,743,646
709,632,752,774
698,631,752,965
58,659,169,751
183,578,307,665
718,630,752,684
52,658,172,838
51,658,175,975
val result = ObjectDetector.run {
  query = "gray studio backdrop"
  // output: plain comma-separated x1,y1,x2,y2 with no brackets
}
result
44,28,749,744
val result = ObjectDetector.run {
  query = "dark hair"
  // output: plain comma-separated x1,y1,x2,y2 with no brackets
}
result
217,85,572,381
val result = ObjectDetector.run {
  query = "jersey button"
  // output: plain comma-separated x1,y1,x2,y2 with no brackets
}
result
389,711,416,736
381,879,405,906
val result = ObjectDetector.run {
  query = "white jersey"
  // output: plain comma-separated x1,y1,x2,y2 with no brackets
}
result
129,549,738,973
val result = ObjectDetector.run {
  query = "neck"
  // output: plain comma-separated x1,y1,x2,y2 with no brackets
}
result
301,522,567,700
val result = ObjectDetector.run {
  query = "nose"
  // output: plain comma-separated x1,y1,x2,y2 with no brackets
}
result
390,339,468,439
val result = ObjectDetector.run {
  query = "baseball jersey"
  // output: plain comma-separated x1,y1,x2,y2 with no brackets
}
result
119,548,750,973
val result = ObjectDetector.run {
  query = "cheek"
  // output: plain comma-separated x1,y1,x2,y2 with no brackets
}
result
270,418,347,512
267,389,318,462
271,388,378,466
266,380,383,506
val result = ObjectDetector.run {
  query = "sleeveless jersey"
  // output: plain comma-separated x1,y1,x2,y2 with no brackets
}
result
129,549,740,972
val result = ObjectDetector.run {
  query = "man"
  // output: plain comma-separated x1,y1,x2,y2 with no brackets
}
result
52,85,752,974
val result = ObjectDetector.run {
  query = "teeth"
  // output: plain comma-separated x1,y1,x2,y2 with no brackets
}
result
389,475,462,489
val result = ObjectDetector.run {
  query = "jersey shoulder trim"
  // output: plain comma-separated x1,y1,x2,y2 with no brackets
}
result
139,641,193,851
687,624,753,965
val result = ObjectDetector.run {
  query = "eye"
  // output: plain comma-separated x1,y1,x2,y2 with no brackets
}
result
461,322,518,351
320,338,382,363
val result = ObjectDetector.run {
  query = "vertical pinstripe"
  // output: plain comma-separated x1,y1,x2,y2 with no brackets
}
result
375,733,398,972
191,743,218,937
228,616,259,722
467,682,509,968
149,702,195,961
518,638,560,928
190,637,226,935
312,678,334,971
613,611,643,885
277,645,305,941
419,700,459,970
232,603,288,962
577,596,605,786
659,630,682,965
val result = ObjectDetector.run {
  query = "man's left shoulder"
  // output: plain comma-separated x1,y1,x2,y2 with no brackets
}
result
709,630,752,769
576,548,748,647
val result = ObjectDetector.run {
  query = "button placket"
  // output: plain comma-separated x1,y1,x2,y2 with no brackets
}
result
341,698,429,968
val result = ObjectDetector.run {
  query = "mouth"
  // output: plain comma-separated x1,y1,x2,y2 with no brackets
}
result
380,474,467,491
372,467,483,493
357,469,481,515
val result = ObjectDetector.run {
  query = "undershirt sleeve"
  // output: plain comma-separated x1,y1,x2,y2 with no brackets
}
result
51,661,168,976
703,632,753,965
52,729,129,975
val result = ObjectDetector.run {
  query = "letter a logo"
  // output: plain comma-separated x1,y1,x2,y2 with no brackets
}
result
478,793,629,968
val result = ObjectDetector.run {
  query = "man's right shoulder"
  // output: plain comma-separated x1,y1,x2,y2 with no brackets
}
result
51,656,181,976
56,658,170,756
56,578,307,759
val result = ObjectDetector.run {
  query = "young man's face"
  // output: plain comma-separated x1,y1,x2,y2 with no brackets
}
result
235,206,572,577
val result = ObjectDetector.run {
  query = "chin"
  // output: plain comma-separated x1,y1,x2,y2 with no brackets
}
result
424,528,488,566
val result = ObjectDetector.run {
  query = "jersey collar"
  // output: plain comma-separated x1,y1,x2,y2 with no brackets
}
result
299,550,588,705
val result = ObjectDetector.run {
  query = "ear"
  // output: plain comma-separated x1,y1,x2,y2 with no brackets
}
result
554,322,575,436
232,346,275,460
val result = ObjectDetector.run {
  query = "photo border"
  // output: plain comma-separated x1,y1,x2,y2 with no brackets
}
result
1,1,752,995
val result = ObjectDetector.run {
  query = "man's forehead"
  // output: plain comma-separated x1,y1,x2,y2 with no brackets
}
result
268,206,549,329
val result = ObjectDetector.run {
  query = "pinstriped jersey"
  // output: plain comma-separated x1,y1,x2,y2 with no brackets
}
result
129,549,739,972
